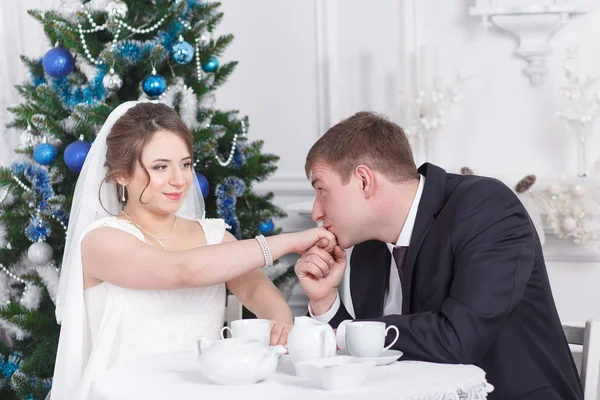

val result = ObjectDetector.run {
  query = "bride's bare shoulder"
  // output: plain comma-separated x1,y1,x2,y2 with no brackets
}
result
175,217,207,242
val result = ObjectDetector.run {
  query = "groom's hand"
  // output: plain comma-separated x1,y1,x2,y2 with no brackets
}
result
295,245,347,315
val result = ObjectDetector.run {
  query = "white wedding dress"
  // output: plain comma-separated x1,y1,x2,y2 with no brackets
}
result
76,216,226,396
50,101,220,400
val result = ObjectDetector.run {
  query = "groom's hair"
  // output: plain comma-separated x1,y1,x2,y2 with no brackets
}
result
305,111,418,184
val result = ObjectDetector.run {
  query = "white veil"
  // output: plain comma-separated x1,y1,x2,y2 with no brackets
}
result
51,100,206,399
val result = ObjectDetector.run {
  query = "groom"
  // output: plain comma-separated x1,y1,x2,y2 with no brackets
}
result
295,111,582,400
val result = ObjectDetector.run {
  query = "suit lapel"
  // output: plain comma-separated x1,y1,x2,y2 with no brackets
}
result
350,240,390,319
402,163,448,314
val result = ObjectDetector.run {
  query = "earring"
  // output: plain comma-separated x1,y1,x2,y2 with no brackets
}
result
121,185,126,202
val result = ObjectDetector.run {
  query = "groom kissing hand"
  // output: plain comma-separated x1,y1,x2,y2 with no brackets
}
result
294,111,583,400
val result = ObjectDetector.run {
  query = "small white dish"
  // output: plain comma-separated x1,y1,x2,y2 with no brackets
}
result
354,349,403,366
295,355,376,391
337,349,403,366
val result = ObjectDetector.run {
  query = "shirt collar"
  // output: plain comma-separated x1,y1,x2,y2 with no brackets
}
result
387,174,425,251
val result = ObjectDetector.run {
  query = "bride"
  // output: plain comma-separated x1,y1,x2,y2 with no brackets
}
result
49,101,336,400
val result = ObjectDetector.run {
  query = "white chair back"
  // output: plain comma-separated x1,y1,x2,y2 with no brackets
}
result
563,319,600,400
225,294,243,327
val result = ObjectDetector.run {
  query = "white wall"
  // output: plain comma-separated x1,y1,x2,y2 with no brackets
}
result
2,0,600,327
215,0,600,209
418,0,600,178
215,0,600,327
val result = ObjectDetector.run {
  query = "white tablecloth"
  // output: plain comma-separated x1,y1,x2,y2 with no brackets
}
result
90,351,494,400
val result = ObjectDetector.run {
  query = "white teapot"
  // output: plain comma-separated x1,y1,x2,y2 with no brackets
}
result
196,338,286,385
287,316,337,364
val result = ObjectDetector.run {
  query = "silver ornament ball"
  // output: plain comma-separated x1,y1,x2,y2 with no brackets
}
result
20,131,37,149
103,70,123,91
28,241,54,266
106,0,128,19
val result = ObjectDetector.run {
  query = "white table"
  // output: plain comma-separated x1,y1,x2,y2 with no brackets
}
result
90,351,494,400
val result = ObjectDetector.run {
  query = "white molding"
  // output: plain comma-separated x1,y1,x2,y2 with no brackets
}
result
314,0,339,135
398,0,419,97
256,1,338,197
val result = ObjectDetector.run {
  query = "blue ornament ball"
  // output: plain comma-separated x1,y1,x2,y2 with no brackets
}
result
196,172,210,198
64,140,91,173
42,47,74,78
201,56,219,73
33,143,57,166
258,219,275,235
142,73,167,97
172,39,194,64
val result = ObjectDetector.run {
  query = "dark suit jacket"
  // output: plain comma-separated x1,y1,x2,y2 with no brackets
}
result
328,163,582,400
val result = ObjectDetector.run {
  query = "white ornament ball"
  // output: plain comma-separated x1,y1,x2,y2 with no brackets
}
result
106,0,128,19
562,217,577,232
103,69,123,91
572,184,586,197
28,241,54,266
548,184,561,195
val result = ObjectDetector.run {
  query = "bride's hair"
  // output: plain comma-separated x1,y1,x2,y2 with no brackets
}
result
99,103,194,211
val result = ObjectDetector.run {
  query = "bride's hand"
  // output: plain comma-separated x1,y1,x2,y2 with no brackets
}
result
270,319,293,346
290,227,336,254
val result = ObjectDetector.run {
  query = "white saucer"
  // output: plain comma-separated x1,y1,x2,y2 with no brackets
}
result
338,349,403,366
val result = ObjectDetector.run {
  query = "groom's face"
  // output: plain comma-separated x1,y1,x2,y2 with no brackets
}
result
310,163,366,249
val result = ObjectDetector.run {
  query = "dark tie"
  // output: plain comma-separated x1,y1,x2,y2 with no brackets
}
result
392,246,408,288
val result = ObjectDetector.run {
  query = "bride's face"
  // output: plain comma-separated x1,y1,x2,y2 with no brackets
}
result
125,129,193,215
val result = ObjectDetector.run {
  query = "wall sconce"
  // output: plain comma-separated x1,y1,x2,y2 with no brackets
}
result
469,2,594,86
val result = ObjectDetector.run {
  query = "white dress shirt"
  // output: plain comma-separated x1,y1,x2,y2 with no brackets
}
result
309,174,426,350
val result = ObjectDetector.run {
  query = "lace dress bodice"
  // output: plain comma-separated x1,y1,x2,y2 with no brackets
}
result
83,217,226,368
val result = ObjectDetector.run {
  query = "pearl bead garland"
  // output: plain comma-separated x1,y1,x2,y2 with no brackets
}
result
195,39,204,83
0,187,9,205
0,264,28,305
73,5,175,65
214,133,238,167
116,15,168,35
12,175,32,193
77,23,103,65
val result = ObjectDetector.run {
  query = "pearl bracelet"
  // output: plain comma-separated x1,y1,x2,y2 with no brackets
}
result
255,234,273,268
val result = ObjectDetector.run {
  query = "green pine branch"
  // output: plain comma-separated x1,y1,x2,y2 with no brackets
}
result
212,61,236,89
20,56,44,78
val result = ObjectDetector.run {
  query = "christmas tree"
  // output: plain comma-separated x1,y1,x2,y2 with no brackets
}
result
0,1,286,398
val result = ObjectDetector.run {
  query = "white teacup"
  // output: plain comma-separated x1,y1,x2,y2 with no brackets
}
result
345,321,399,358
221,319,271,346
